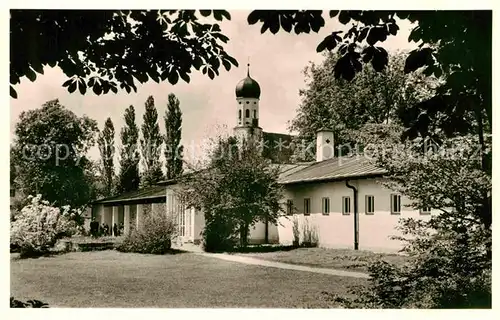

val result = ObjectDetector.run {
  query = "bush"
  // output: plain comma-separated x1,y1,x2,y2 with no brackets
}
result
117,211,176,254
202,213,237,252
10,195,78,258
326,220,491,309
301,218,319,247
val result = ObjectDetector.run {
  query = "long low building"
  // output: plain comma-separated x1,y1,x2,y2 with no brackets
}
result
92,66,434,252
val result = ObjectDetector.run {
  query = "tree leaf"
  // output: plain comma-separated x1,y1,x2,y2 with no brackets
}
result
357,27,370,43
208,68,215,80
247,11,261,25
371,47,389,72
200,10,211,17
222,59,231,71
10,86,17,98
78,79,87,94
225,55,238,67
168,71,179,85
93,83,102,95
25,67,37,82
388,23,399,36
68,80,77,93
62,79,73,87
404,48,433,73
338,11,351,25
329,10,339,18
180,72,190,83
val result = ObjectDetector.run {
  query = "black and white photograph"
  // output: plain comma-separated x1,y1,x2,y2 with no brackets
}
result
7,4,494,310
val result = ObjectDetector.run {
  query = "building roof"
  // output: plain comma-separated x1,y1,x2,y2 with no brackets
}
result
262,131,295,164
92,156,386,206
278,156,387,185
235,65,261,99
92,184,166,205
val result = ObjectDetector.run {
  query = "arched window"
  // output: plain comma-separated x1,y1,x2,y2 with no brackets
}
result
238,110,242,119
253,110,257,118
245,109,250,118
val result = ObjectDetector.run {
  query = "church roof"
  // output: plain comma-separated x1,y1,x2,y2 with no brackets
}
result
262,131,295,164
235,64,261,99
278,156,387,185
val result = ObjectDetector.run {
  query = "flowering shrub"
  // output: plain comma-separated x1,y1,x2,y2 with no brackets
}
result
10,195,78,258
117,210,177,254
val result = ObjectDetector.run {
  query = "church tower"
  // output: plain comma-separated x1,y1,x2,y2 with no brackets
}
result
233,63,263,142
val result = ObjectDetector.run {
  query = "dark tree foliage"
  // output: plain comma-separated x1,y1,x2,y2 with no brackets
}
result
289,51,435,161
248,10,491,153
11,297,49,308
181,137,284,251
10,10,238,98
140,96,164,187
97,117,115,197
164,93,184,180
116,105,141,193
11,99,98,208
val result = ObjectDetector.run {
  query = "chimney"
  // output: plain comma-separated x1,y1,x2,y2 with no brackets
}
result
316,128,334,162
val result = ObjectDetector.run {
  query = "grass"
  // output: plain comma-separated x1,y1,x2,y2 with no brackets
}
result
236,247,411,273
11,250,366,308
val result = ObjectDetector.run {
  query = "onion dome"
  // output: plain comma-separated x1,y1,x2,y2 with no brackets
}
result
235,64,261,99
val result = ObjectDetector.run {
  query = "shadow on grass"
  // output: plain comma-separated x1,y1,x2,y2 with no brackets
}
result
228,244,299,254
11,250,68,260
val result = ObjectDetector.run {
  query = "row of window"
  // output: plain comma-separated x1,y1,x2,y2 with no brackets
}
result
239,109,257,119
286,195,431,216
239,101,257,104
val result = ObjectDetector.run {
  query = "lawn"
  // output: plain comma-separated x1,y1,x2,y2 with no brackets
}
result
10,250,366,308
235,247,411,273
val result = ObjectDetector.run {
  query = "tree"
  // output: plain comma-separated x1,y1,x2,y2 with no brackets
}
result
327,131,491,308
116,105,141,193
248,11,491,166
290,51,436,161
140,96,164,187
97,117,115,197
164,93,184,180
11,99,98,208
181,137,284,251
10,10,239,98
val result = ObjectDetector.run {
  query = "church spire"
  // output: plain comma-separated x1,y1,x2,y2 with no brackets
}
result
247,56,250,77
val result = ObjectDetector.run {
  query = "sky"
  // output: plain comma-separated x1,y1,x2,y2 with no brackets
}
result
9,10,417,164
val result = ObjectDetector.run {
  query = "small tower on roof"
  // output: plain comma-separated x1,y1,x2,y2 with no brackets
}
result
233,62,262,142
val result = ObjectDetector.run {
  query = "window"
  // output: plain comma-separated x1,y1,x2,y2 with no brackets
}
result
322,197,330,215
238,109,241,119
365,195,375,215
246,101,249,104
286,200,294,215
253,110,257,118
303,198,311,215
420,207,431,215
342,196,351,215
245,109,250,118
253,101,256,104
239,101,242,104
10,188,15,197
391,194,401,214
